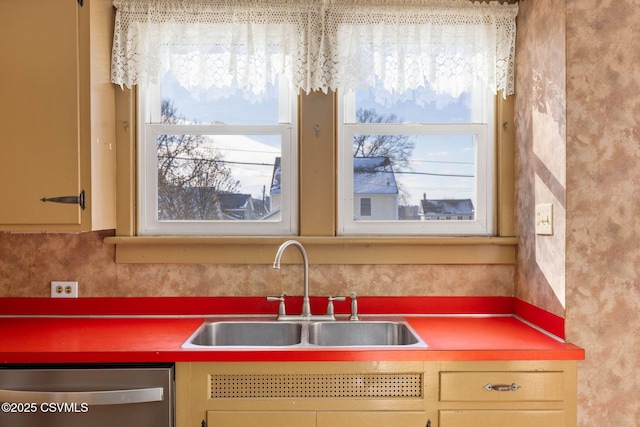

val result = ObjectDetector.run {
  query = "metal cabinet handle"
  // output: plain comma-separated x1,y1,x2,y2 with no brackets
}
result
41,189,85,210
0,387,163,406
483,383,521,392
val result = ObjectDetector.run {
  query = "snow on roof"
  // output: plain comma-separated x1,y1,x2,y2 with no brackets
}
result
420,199,475,214
353,157,398,195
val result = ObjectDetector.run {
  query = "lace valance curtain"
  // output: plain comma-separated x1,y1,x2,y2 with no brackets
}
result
111,0,518,98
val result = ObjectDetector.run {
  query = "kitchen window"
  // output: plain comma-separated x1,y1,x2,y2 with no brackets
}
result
138,73,298,235
109,0,518,261
339,82,494,235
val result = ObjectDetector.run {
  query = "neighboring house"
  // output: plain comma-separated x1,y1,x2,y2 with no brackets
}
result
269,157,282,214
268,156,399,221
353,157,399,220
419,195,475,221
158,187,262,221
218,192,259,220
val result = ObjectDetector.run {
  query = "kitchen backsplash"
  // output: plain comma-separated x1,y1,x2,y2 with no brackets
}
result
0,231,514,297
0,230,514,298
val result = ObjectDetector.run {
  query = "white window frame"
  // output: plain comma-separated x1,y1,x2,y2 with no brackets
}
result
338,89,495,236
138,78,298,236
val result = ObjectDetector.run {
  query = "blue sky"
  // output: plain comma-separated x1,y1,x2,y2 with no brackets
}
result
161,73,477,206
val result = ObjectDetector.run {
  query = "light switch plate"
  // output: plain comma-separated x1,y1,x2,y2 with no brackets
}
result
535,204,553,235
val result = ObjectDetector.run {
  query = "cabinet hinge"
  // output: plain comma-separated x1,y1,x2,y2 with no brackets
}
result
41,189,86,210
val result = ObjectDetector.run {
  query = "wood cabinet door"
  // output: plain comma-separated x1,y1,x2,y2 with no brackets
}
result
440,410,564,427
0,0,82,227
208,411,316,427
317,411,427,427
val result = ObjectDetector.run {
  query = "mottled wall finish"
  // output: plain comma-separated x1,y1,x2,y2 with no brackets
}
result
518,0,640,424
514,0,566,318
0,231,514,298
565,0,640,424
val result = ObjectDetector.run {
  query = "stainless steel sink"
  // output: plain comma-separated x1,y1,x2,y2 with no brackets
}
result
183,321,303,347
182,319,426,348
307,321,421,346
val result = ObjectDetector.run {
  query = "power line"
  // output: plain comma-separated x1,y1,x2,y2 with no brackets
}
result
394,170,474,178
410,159,474,166
160,156,474,177
357,169,473,178
158,155,275,168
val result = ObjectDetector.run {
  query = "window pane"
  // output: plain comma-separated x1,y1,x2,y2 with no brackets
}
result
156,133,282,222
360,197,372,217
354,84,473,124
160,72,281,125
340,79,492,236
352,135,476,222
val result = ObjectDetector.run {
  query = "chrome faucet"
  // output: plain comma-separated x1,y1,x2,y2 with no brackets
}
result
271,240,351,321
272,240,312,319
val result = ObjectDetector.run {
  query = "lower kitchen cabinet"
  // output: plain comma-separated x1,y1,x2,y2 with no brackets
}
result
207,411,316,427
207,411,426,427
175,362,430,427
175,360,576,427
317,411,427,427
433,361,577,427
439,410,564,427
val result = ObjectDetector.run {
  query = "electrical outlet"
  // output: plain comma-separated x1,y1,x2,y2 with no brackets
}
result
535,204,553,235
51,281,78,298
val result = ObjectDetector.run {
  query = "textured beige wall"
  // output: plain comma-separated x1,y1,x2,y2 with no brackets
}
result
566,0,640,424
517,0,640,424
0,230,514,298
514,0,567,318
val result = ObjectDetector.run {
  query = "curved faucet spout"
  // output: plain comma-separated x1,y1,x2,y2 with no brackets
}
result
273,240,311,318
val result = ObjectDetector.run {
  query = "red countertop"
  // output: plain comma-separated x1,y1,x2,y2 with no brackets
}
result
0,297,584,364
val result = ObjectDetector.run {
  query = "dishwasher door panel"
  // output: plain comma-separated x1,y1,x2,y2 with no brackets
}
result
0,365,173,427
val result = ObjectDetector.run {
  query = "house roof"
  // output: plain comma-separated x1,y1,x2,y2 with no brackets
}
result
217,192,253,210
270,157,281,195
353,156,398,195
270,156,399,196
420,198,475,215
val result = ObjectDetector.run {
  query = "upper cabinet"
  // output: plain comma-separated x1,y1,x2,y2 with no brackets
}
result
0,0,116,232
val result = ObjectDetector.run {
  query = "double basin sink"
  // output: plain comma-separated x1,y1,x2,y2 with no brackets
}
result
182,318,427,348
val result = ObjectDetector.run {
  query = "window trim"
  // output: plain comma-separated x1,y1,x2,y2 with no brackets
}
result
107,88,517,264
337,90,496,236
136,78,299,236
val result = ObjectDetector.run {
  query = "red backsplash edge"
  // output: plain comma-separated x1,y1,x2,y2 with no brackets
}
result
0,296,564,339
0,296,512,316
513,298,565,340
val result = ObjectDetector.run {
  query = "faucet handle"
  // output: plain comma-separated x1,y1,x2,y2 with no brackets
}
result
326,296,347,317
267,293,287,318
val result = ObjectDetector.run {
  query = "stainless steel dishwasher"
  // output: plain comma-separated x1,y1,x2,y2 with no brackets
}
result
0,364,173,427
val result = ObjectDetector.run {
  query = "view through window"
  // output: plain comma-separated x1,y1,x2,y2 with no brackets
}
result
138,72,297,235
339,82,494,235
